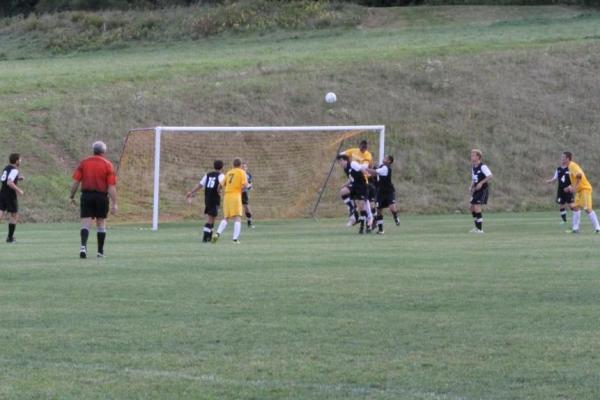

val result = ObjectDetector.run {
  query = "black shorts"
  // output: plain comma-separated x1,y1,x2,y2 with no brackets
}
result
368,184,377,202
349,183,367,201
242,192,249,206
470,187,489,205
0,193,18,213
204,199,220,218
80,191,109,219
556,190,574,205
377,190,396,209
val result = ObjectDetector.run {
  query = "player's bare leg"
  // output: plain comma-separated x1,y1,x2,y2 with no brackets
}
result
388,203,400,226
357,200,368,234
365,200,374,233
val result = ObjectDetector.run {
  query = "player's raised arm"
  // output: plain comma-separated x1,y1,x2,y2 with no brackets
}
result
186,175,206,200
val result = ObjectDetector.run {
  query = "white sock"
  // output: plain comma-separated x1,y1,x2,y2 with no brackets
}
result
587,211,600,230
572,210,581,231
233,221,241,240
217,220,228,235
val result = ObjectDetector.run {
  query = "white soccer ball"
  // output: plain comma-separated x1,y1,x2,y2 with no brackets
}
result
325,92,337,104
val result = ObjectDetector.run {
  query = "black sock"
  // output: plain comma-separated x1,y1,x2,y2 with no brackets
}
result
8,223,16,238
203,223,211,242
246,212,252,226
342,194,355,215
560,208,567,222
359,211,367,229
392,211,399,223
97,232,106,254
475,212,483,230
8,223,16,239
376,214,384,232
80,228,89,247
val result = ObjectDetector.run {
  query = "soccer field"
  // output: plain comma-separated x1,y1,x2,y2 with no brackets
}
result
1,212,599,399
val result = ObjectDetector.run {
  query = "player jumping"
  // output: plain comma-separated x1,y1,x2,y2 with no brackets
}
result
366,155,399,234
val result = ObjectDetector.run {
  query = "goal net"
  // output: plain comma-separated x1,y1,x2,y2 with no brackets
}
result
117,126,385,229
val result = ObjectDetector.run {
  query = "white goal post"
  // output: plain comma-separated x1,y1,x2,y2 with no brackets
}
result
148,125,385,230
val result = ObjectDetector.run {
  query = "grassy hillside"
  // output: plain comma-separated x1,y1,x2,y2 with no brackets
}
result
1,5,600,221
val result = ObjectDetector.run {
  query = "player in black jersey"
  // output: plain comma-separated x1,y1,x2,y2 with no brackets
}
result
367,180,377,232
367,155,399,234
241,163,254,228
546,153,574,224
186,160,225,242
337,154,369,233
0,153,24,243
469,149,492,233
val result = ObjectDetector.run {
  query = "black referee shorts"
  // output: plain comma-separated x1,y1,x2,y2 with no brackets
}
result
241,192,249,206
80,191,109,219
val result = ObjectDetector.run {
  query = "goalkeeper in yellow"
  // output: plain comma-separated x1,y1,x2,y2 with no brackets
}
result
212,158,248,243
563,151,600,233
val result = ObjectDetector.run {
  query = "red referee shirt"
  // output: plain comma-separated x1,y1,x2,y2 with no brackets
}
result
72,155,117,193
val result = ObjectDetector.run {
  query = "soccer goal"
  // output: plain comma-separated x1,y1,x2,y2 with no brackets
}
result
117,125,385,230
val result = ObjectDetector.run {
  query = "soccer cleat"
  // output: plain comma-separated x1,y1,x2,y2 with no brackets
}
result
211,233,220,243
6,237,16,243
358,226,364,234
567,229,580,234
232,239,240,244
366,227,372,234
395,219,400,226
79,246,87,259
97,252,104,258
596,229,600,234
469,228,484,234
346,216,357,227
377,230,385,235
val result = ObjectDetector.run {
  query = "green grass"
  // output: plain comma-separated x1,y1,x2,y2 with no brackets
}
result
1,213,599,399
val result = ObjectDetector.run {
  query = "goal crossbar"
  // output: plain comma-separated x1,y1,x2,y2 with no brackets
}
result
148,125,385,230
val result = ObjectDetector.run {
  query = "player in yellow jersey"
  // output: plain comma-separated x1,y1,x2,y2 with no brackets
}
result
212,158,248,243
563,151,600,233
340,140,373,166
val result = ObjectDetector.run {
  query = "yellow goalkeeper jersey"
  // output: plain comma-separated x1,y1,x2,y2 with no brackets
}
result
223,167,247,195
342,148,373,167
568,161,592,192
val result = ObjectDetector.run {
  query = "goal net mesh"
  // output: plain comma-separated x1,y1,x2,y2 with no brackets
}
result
117,128,381,222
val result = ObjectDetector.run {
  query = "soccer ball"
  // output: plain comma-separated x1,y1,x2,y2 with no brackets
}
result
325,92,337,104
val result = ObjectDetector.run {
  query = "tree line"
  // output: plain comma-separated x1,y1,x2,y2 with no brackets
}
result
2,0,598,17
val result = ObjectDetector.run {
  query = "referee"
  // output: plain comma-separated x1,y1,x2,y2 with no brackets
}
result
69,141,118,258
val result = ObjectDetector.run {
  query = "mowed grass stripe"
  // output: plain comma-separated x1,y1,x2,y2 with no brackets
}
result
0,212,599,399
